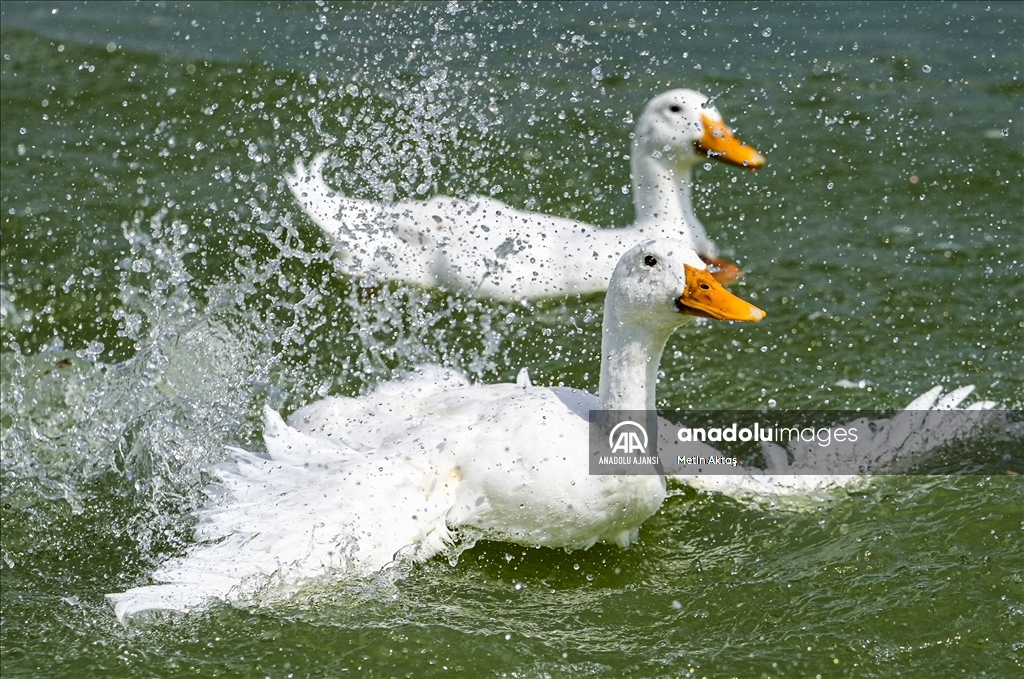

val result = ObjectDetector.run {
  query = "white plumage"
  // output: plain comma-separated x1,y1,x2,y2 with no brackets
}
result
107,240,995,623
286,89,765,300
675,385,999,502
108,239,764,622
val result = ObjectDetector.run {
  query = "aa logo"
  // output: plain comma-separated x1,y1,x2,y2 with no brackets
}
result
608,421,649,455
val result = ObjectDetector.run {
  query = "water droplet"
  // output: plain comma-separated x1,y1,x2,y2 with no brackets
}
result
768,398,777,408
762,28,772,37
922,64,932,74
131,259,152,273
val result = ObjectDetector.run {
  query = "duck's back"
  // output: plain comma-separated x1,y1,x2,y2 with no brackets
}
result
108,380,666,623
296,377,666,550
287,155,655,299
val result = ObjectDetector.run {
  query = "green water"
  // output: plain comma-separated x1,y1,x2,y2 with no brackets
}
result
1,2,1022,676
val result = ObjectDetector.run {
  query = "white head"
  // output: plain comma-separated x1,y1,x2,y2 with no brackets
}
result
605,239,766,332
633,89,766,172
599,239,765,410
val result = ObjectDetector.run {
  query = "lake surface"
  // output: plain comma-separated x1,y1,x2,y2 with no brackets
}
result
1,2,1022,676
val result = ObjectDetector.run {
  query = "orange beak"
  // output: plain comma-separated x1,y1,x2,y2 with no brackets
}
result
700,255,743,285
697,114,766,171
677,264,765,322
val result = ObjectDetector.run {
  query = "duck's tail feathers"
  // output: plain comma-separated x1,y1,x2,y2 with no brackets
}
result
286,153,438,287
107,408,458,624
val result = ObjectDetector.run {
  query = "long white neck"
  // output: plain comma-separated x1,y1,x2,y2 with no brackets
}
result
598,304,676,411
631,150,705,253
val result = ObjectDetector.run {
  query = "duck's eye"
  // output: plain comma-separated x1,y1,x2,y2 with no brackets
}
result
669,104,681,113
699,283,711,290
644,255,658,267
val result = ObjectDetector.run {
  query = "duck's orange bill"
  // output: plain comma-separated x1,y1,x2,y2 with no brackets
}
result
677,264,765,322
701,255,743,285
697,114,766,171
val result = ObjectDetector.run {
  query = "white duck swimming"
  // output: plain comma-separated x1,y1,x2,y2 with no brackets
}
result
107,239,766,622
106,240,997,623
286,89,765,301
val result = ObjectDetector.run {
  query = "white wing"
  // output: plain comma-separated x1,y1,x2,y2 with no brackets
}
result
674,385,1000,505
286,153,644,300
107,407,458,624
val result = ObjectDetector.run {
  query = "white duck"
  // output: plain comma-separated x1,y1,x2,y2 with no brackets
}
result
106,240,997,623
286,89,765,301
107,239,766,622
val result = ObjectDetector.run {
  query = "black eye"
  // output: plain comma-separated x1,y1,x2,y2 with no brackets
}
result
644,255,658,267
669,104,681,113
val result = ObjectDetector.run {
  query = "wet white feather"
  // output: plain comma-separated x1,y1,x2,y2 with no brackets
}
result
287,89,757,300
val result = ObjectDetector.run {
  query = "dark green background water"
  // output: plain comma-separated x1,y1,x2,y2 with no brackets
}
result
2,2,1021,676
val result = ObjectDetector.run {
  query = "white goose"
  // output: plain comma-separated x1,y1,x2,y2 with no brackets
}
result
107,239,766,622
286,89,765,301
